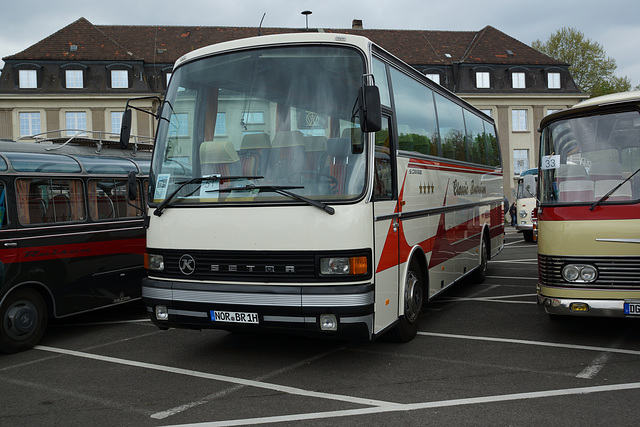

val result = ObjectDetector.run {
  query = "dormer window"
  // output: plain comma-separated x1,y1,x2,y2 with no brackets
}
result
65,70,83,89
547,72,561,89
512,72,526,89
111,70,129,88
425,73,440,85
476,71,490,89
19,70,37,89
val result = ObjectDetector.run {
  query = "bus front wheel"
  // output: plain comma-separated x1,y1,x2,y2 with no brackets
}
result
0,287,48,354
388,260,424,343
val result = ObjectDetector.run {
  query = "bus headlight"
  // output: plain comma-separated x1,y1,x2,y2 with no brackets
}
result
146,253,165,271
319,256,368,275
562,264,597,283
519,209,528,218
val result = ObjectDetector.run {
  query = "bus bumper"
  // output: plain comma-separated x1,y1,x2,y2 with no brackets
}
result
141,278,374,339
537,294,638,318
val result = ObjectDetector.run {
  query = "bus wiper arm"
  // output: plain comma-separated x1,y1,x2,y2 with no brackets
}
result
213,184,335,215
590,167,640,211
154,175,263,216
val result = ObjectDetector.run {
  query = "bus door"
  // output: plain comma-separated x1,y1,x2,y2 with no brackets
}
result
0,180,19,291
372,116,400,331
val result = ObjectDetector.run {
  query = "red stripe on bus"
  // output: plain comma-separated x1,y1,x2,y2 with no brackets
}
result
539,204,640,221
0,238,145,264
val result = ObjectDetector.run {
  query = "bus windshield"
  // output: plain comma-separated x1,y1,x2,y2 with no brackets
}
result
540,109,640,205
151,45,367,207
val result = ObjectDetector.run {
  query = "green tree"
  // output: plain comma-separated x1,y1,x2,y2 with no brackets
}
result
532,27,636,97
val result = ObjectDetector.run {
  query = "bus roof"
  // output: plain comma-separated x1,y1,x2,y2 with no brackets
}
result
0,140,151,175
175,32,374,68
540,91,640,128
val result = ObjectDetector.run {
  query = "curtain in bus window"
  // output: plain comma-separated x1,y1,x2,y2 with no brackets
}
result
69,180,86,221
16,179,30,225
389,67,438,156
434,93,467,162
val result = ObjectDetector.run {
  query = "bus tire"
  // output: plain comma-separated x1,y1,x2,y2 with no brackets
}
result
388,260,424,343
523,231,534,242
472,235,489,283
0,287,48,354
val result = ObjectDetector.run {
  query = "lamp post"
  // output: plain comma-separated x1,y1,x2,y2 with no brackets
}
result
301,10,312,29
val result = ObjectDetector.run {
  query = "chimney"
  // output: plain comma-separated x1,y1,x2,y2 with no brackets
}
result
352,19,363,29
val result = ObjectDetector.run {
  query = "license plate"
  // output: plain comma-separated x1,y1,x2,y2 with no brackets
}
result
210,310,259,324
624,301,640,315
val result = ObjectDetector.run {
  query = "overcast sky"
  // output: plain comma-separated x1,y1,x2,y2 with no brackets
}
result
1,0,639,87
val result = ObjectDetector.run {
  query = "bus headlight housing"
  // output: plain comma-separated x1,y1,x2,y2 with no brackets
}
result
519,209,528,218
146,253,165,271
562,264,597,283
319,256,368,275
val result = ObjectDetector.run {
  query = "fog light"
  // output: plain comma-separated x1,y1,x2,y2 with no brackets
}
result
155,305,169,320
319,314,337,331
570,303,589,312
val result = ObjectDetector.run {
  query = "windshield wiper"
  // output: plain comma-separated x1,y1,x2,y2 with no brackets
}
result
154,175,263,216
212,184,335,215
590,167,640,211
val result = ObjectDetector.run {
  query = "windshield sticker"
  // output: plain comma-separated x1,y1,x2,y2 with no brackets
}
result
541,155,560,170
199,175,220,200
154,174,171,200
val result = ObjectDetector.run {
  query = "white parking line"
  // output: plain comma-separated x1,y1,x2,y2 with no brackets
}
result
418,332,640,356
32,330,640,426
33,345,397,408
165,382,640,426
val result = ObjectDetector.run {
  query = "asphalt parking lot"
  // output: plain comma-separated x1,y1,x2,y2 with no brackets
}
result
2,227,640,426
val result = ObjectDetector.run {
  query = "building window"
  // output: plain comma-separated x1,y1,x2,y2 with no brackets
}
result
215,112,226,136
476,72,490,88
111,111,123,134
480,109,493,118
514,149,530,175
512,72,525,89
66,112,87,135
546,109,561,116
512,109,528,131
19,70,37,88
111,70,128,88
19,112,41,137
65,70,83,88
426,74,440,85
168,113,189,137
548,72,561,89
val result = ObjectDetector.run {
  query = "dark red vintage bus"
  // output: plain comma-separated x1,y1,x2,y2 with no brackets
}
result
0,137,150,353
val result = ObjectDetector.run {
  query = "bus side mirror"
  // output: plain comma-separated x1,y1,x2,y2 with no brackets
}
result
127,171,138,201
358,85,382,133
119,109,132,149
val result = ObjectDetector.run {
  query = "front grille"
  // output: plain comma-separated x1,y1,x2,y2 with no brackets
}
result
539,254,640,289
153,249,371,283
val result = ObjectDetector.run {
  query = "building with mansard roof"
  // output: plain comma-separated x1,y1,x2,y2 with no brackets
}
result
0,17,587,198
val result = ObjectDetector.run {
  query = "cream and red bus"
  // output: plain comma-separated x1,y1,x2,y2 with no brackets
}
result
537,91,640,317
515,168,538,242
131,32,504,342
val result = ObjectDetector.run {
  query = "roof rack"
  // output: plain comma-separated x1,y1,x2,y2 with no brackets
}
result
17,129,154,155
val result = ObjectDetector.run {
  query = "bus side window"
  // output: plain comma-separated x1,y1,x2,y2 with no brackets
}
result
0,182,6,228
89,179,142,220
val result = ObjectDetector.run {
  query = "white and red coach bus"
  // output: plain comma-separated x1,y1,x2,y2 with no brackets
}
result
0,136,150,353
537,91,640,317
131,32,504,342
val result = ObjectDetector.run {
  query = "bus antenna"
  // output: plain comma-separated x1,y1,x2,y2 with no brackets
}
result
258,13,266,36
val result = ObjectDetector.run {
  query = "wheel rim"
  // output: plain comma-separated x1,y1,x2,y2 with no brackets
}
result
480,239,488,273
404,270,423,323
4,299,39,341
